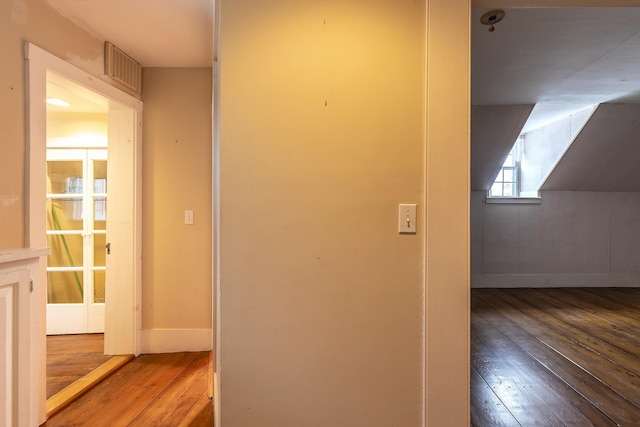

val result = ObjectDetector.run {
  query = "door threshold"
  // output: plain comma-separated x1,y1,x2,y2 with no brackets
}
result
46,354,134,419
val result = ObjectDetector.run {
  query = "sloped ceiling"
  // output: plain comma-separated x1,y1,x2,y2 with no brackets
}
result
472,7,640,192
471,105,533,191
541,104,640,191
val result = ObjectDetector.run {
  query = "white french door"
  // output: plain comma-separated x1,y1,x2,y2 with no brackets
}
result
46,148,107,334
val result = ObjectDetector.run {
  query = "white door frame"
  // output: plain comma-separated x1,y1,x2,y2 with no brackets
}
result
25,42,143,423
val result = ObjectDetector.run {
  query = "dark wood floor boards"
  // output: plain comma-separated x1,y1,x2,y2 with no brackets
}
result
470,364,521,427
582,287,640,310
500,290,640,376
489,290,640,397
472,316,581,426
472,299,616,426
472,288,640,426
477,291,637,424
510,290,640,396
528,289,640,352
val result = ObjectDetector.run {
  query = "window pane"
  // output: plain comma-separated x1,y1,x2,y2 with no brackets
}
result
503,153,514,167
503,183,514,197
490,183,503,197
503,169,513,182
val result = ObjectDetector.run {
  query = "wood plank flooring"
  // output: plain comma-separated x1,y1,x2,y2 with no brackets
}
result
471,288,640,426
47,334,113,398
42,351,214,426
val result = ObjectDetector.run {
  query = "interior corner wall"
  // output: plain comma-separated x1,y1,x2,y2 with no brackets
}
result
1,0,107,249
471,191,640,288
141,67,213,353
218,0,426,425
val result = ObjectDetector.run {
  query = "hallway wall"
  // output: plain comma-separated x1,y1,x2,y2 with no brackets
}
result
141,67,213,351
0,0,108,248
218,1,426,425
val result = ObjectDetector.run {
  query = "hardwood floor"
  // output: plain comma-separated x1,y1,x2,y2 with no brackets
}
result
45,289,639,425
471,288,640,426
47,334,113,398
42,351,214,426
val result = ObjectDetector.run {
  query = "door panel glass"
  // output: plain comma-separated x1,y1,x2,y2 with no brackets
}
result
94,161,107,186
47,271,84,303
47,160,83,194
94,234,107,266
94,198,107,229
47,234,84,267
48,199,84,230
93,270,105,303
94,160,107,226
47,149,108,332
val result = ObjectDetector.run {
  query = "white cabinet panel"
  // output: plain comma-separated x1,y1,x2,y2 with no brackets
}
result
0,268,30,426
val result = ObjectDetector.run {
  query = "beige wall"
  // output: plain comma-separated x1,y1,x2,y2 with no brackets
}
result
3,1,212,334
141,68,213,330
0,0,107,249
219,0,429,425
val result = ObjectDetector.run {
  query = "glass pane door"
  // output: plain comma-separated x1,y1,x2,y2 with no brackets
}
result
46,149,107,334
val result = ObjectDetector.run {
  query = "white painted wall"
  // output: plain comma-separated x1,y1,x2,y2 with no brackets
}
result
471,191,640,287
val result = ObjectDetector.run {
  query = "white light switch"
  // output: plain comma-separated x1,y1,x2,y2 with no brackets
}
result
184,210,194,225
398,204,417,234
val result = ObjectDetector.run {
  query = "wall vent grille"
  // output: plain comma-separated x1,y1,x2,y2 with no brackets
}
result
104,42,142,94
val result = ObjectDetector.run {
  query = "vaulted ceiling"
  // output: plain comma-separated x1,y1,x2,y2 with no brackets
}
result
472,7,640,192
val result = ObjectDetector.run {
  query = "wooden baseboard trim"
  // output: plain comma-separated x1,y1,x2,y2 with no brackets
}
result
45,354,134,419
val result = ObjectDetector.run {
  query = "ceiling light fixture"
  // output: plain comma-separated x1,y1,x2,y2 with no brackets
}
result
480,10,505,32
46,97,71,107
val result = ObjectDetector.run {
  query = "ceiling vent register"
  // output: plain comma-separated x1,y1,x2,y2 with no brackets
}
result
104,41,142,94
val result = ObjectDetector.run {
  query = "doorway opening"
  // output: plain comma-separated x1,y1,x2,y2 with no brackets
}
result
26,42,143,422
45,72,110,335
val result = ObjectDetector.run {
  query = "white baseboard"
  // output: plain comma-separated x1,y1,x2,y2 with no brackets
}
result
140,328,213,354
471,274,640,289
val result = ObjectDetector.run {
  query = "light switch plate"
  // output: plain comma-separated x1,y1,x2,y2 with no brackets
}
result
184,210,194,225
398,204,417,234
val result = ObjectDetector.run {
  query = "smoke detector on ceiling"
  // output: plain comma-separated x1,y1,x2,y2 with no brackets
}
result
480,10,505,32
